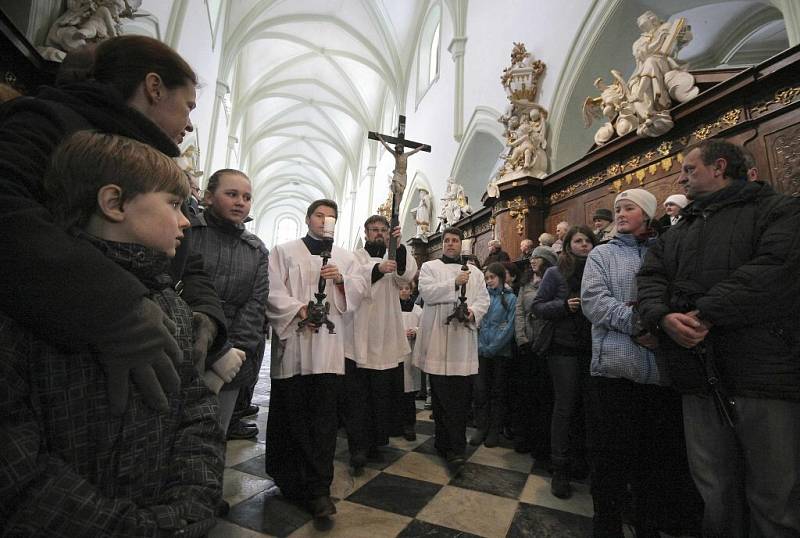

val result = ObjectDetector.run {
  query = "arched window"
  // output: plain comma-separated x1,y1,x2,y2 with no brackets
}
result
273,215,300,246
415,3,441,108
428,22,440,85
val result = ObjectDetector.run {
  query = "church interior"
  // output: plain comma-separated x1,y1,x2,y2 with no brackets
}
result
1,0,798,536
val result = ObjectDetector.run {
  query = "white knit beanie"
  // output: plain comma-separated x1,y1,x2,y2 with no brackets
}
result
664,194,688,209
614,188,657,219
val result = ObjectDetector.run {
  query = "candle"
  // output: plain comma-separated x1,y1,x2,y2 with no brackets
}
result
323,216,336,240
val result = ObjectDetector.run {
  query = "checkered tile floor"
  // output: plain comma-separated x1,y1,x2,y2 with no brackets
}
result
211,354,596,538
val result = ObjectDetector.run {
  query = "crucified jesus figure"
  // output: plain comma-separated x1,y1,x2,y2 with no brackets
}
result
376,134,430,197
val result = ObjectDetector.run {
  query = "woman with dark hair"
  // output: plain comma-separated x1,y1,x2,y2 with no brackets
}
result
471,262,517,447
532,225,597,499
0,36,226,534
0,35,226,412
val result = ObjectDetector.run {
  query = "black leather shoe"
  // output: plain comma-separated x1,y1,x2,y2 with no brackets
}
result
226,420,258,440
242,404,260,417
308,495,336,518
446,454,466,477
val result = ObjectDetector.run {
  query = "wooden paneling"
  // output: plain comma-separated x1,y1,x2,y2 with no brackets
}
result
544,208,568,237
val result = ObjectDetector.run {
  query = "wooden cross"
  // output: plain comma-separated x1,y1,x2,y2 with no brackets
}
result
368,115,431,259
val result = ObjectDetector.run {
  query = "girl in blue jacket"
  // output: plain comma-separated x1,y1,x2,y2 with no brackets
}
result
471,262,517,447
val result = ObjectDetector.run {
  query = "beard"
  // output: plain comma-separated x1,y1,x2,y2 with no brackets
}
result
365,239,387,258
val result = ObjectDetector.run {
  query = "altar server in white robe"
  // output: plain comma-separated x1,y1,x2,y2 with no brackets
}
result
343,215,417,474
413,227,490,475
265,199,367,519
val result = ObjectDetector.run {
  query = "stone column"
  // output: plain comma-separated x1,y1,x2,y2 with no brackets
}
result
448,36,468,141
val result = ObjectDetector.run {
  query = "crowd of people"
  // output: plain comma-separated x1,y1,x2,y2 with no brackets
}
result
0,34,798,538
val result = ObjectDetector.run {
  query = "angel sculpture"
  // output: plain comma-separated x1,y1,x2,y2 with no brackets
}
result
582,70,638,146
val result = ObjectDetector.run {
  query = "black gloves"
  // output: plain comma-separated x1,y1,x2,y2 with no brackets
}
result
95,297,183,414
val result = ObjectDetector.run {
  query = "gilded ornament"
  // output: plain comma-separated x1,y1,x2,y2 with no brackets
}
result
624,156,641,170
648,163,658,175
751,86,800,114
660,157,673,171
657,141,673,156
507,196,529,236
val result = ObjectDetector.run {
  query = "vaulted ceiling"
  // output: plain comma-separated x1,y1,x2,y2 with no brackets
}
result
219,0,446,236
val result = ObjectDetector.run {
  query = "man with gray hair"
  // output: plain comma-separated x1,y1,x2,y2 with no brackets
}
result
520,238,535,259
637,139,800,537
538,232,555,248
552,221,569,253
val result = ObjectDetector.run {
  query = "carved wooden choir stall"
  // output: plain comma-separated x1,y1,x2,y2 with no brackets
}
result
411,43,800,267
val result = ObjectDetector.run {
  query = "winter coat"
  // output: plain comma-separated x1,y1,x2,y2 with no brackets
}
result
637,181,800,400
190,210,269,389
581,234,667,385
532,266,592,353
514,275,546,348
478,286,517,358
0,235,224,537
0,81,226,355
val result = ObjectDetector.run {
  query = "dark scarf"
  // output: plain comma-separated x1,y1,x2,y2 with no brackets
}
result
72,229,172,291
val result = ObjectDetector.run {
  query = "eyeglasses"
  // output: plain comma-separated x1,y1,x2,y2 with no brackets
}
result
367,227,389,233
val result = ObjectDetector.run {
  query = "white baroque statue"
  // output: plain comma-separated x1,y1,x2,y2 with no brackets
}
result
583,10,699,143
439,177,469,227
496,43,550,182
410,188,432,241
39,0,141,62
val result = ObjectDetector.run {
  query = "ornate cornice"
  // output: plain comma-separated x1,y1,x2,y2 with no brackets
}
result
548,106,745,204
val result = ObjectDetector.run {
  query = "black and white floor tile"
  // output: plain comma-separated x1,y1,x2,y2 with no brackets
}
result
210,356,597,537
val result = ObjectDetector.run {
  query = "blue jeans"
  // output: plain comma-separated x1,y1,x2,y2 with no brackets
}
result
682,394,800,537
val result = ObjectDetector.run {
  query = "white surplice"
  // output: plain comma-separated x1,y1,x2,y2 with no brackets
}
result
267,238,367,379
412,260,490,376
343,247,417,370
401,304,423,392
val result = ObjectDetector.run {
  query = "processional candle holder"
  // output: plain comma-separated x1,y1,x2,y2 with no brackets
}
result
297,216,337,334
446,238,472,325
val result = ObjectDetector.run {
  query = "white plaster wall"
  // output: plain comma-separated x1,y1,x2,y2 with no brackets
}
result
344,0,594,243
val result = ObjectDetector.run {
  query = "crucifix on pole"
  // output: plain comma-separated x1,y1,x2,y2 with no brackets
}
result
368,115,431,260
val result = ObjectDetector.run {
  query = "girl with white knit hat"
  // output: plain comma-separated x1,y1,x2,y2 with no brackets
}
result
581,188,701,536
